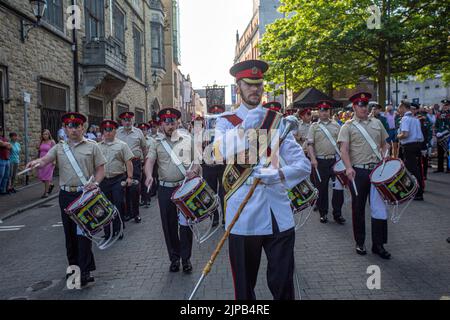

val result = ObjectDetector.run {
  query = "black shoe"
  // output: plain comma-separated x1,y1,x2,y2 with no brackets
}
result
313,206,318,212
48,184,54,194
356,244,367,255
182,260,193,274
212,220,219,228
80,273,95,287
169,261,180,272
372,244,391,259
447,237,450,243
123,216,131,222
134,216,142,223
414,195,424,201
118,233,124,240
320,216,328,223
334,216,346,224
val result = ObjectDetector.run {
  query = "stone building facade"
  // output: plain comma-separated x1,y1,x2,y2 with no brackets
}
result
0,0,167,164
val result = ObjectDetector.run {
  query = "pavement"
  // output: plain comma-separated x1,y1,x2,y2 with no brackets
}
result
0,170,449,300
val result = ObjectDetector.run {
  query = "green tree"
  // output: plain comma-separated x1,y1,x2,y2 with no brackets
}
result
260,0,449,106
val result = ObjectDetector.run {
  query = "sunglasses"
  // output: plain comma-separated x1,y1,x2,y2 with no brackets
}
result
66,122,82,128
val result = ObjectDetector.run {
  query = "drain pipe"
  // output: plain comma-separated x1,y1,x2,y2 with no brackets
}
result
71,0,79,112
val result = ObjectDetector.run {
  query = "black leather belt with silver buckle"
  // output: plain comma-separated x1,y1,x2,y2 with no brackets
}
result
354,163,377,170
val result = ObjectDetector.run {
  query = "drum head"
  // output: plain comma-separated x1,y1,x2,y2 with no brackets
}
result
67,189,95,210
173,177,201,199
371,160,402,183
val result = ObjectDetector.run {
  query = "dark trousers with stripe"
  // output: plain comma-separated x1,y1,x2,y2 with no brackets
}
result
59,190,96,274
100,174,125,234
157,185,193,263
436,142,449,172
140,162,151,205
350,168,388,246
316,159,344,218
228,215,295,300
202,164,225,223
125,159,141,218
402,142,424,197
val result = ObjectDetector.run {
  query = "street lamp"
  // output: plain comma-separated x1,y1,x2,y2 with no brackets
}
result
21,0,47,42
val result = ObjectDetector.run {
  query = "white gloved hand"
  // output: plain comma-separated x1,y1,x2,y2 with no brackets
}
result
253,168,281,185
242,108,266,130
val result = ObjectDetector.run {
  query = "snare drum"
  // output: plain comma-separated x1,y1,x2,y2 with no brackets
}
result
171,177,218,222
370,159,418,204
65,188,117,236
287,179,318,213
333,159,349,186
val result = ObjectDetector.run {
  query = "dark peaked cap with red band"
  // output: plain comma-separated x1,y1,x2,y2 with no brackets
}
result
349,92,372,106
230,59,269,84
62,112,87,124
119,111,135,119
263,101,282,112
100,120,119,129
315,100,333,110
158,108,181,122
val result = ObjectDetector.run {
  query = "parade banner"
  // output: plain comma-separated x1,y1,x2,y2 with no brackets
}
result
205,85,225,112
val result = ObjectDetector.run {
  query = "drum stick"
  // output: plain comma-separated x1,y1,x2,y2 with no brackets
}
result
352,179,358,197
379,149,390,176
315,167,322,183
18,166,35,176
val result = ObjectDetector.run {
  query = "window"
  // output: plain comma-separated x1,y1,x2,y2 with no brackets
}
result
40,81,69,140
113,4,125,46
43,0,64,31
85,0,105,40
435,85,440,88
88,97,104,126
133,26,142,80
135,108,144,124
172,0,181,65
151,22,165,69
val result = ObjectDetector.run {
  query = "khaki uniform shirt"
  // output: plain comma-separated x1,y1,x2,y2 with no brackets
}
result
116,127,147,159
307,119,340,157
147,132,194,182
46,139,106,187
97,138,134,178
337,116,388,165
295,121,311,144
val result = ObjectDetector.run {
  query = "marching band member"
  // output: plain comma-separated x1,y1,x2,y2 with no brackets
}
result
26,112,106,286
144,108,200,273
398,102,425,201
434,99,450,173
263,101,282,113
97,120,134,239
116,112,147,223
307,101,345,224
214,60,311,300
138,123,153,207
337,92,391,259
294,108,312,151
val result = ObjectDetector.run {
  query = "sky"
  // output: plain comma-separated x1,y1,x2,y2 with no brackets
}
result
178,0,255,104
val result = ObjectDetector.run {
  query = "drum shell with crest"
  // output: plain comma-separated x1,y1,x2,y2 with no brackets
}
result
370,158,418,205
333,159,350,187
171,176,218,222
64,188,118,236
287,179,318,213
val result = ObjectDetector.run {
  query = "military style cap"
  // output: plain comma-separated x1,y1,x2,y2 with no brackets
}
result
298,108,312,117
119,111,135,119
100,120,119,130
349,92,372,106
315,101,332,111
158,108,181,123
138,123,151,131
209,105,225,114
263,101,282,112
61,112,87,125
230,59,269,84
441,99,450,105
410,102,420,109
149,119,159,127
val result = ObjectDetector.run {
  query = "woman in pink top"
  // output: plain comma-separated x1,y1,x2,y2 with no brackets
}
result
37,129,56,198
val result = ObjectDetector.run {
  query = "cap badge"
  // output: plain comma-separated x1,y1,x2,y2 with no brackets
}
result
251,67,259,75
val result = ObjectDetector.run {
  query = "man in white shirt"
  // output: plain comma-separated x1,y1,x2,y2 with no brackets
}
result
398,102,424,200
214,60,311,300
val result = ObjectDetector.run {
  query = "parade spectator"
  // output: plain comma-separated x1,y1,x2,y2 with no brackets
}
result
7,132,21,193
37,129,56,198
0,130,12,195
371,104,390,133
384,104,397,155
85,125,97,141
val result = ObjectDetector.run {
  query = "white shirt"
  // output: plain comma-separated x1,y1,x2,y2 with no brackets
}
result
400,111,424,145
214,104,311,236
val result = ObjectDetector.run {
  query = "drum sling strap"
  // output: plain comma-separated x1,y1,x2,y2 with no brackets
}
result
318,123,341,157
62,141,88,186
222,110,283,213
159,138,187,176
352,121,383,161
